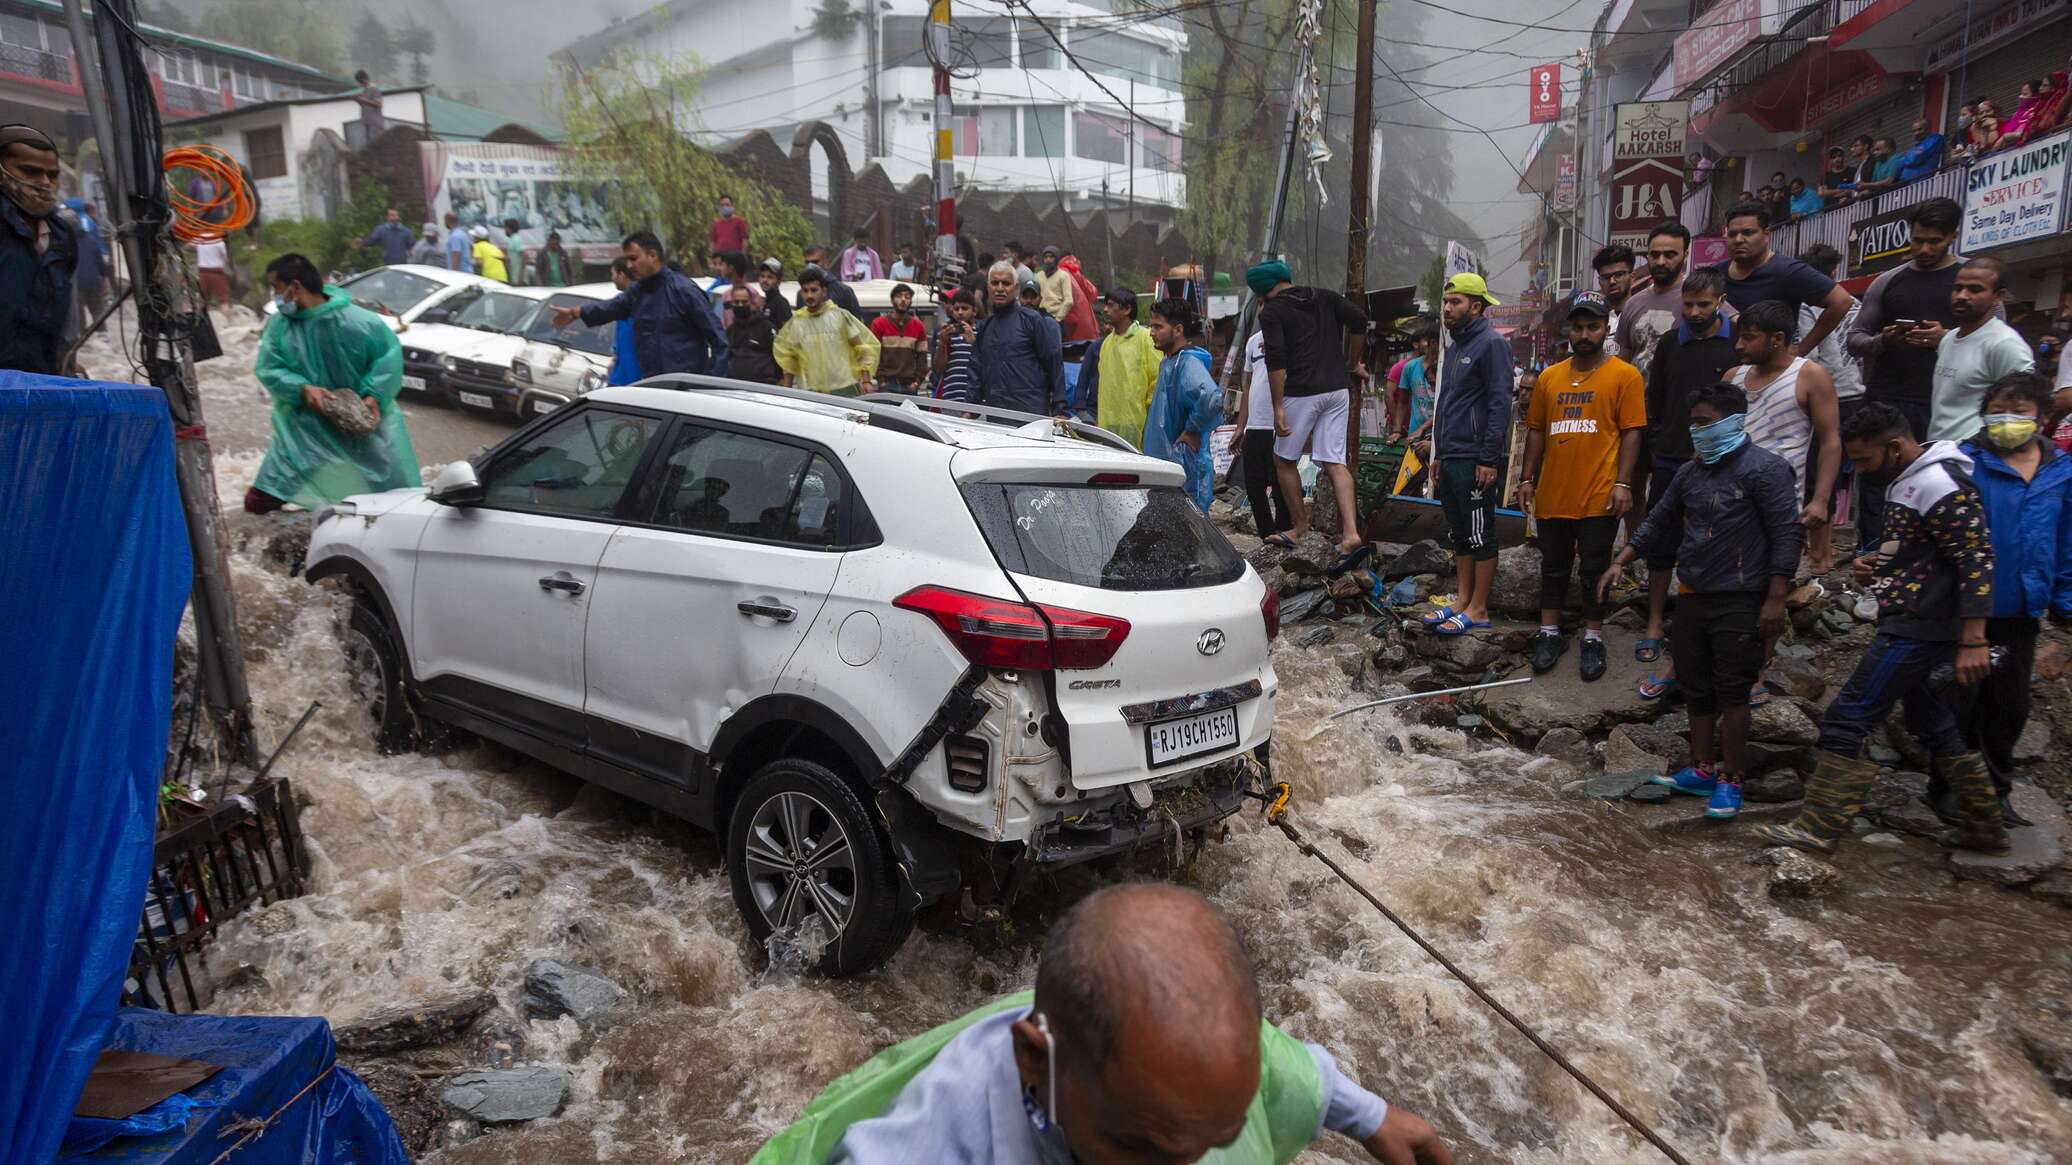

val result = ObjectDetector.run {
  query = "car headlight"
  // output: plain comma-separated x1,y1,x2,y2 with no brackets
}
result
578,370,604,394
441,355,458,371
512,360,532,384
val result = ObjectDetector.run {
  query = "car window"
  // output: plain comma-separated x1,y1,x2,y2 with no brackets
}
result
783,455,850,547
455,291,542,333
961,483,1245,591
338,268,441,316
481,408,663,518
523,293,615,357
648,426,817,542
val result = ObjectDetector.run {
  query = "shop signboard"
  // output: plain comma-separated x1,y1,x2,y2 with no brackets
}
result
1847,205,1917,278
1673,0,1761,91
1690,236,1729,269
1529,63,1561,124
419,142,623,263
1554,153,1578,210
1923,0,2068,76
1960,129,2071,253
1608,101,1689,249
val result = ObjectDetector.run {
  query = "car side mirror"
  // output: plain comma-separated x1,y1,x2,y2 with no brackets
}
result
428,459,484,506
420,307,452,324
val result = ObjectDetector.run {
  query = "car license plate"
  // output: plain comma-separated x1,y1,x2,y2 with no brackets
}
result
530,400,559,415
400,374,427,390
1146,706,1240,768
457,391,494,408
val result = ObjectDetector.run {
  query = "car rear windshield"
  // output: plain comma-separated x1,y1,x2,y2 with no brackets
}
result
961,483,1245,591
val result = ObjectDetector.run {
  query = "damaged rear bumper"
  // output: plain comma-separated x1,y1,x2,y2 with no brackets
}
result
1027,754,1258,867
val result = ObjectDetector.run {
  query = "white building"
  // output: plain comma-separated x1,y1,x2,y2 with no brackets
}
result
560,0,1187,220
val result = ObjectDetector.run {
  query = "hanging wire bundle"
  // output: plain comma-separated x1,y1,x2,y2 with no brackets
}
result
164,144,255,240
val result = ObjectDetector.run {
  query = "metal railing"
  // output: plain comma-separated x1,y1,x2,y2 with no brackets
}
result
124,779,307,1013
1769,164,1968,258
0,41,71,84
159,78,217,113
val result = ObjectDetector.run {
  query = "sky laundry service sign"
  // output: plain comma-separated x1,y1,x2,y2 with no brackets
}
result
1961,129,2071,253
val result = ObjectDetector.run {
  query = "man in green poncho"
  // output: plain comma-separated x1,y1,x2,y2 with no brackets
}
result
247,253,420,512
755,883,1454,1165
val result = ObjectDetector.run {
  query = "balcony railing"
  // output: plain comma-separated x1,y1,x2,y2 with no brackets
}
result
0,41,72,85
1681,161,1969,262
160,78,217,113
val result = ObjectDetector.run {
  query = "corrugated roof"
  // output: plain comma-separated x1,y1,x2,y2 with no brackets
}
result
10,0,347,83
423,93,561,143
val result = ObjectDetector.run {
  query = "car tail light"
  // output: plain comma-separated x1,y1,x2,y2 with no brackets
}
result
1088,472,1139,484
1261,581,1280,641
894,585,1131,671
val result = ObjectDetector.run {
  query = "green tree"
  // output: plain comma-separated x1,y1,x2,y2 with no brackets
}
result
348,12,397,81
552,52,816,272
810,0,861,41
196,0,344,76
396,16,436,86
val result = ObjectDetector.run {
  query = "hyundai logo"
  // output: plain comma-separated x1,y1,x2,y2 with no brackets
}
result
1196,628,1226,656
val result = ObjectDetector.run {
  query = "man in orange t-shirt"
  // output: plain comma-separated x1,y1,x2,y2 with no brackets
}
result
1517,291,1647,681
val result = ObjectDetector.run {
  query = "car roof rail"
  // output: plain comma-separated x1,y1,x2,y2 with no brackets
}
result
854,393,1138,454
630,374,944,443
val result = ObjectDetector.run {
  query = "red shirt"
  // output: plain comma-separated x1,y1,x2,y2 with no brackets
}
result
870,314,926,341
709,215,749,253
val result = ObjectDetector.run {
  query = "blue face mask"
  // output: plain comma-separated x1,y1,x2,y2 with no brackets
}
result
273,295,296,316
1691,414,1748,464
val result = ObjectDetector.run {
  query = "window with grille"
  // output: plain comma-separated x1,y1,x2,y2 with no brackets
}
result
244,125,286,180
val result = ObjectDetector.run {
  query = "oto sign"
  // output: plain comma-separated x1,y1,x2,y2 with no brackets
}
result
1529,64,1561,124
1961,129,2071,253
1608,102,1689,249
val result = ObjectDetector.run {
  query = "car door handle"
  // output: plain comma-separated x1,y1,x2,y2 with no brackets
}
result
538,573,586,595
737,600,797,623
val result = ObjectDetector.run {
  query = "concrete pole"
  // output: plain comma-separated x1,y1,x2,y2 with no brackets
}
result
1344,0,1377,489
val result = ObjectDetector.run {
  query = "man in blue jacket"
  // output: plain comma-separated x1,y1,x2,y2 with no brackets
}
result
972,259,1066,416
1421,273,1515,636
1941,371,2072,825
554,231,726,378
356,207,415,267
1,124,76,376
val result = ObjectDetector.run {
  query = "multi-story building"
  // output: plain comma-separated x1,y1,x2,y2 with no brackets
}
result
0,0,343,146
1526,0,2070,320
559,0,1187,236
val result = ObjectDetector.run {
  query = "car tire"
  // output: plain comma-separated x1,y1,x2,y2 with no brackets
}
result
342,599,417,754
726,758,910,977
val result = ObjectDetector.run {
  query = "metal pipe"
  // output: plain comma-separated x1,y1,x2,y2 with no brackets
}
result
1325,675,1534,720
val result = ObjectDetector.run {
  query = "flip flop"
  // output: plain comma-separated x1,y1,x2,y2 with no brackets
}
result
1419,605,1458,626
1326,544,1376,577
1748,681,1771,707
1434,612,1487,637
1263,533,1298,550
1635,637,1661,663
1638,671,1676,700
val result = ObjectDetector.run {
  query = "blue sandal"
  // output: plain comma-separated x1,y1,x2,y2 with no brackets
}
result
1419,605,1458,626
1434,612,1488,636
1635,637,1661,663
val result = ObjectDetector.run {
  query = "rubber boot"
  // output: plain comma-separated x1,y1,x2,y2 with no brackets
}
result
1752,750,1880,854
1937,752,2011,854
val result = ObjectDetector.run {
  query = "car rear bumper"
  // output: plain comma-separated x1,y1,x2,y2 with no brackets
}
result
1025,753,1257,867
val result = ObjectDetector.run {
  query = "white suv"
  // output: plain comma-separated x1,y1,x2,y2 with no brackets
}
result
304,378,1279,974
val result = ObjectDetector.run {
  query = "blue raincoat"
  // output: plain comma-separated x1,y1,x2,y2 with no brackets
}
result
1145,345,1222,512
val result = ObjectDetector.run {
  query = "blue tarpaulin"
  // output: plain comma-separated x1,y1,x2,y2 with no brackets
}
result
1,375,194,1165
58,1010,407,1164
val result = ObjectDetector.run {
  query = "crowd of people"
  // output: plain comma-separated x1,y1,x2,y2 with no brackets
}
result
1437,195,2066,861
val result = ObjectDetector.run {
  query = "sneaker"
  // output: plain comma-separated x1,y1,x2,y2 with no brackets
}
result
1531,631,1569,674
1650,764,1716,795
1705,779,1743,820
1579,636,1607,682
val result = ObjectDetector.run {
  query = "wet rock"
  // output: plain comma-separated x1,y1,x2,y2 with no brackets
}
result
1654,711,1690,735
1751,848,1841,900
1603,727,1670,776
1584,772,1649,800
1949,786,2067,887
437,1119,482,1149
2029,871,2072,909
1785,582,1826,610
1293,626,1335,649
1407,628,1508,674
1743,772,1806,803
1865,770,1928,814
474,1016,528,1069
2016,1020,2072,1098
1866,737,1902,765
2034,640,2069,682
1489,545,1543,617
348,1060,447,1155
2013,720,2052,765
442,1066,571,1124
1372,642,1411,670
1762,657,1827,702
1749,701,1819,746
1382,539,1452,580
1478,657,1656,743
334,986,496,1055
1861,831,1906,847
1745,741,1811,777
521,959,626,1026
1521,755,1578,785
1604,605,1647,631
1626,782,1671,803
1882,719,1931,770
1277,589,1329,624
1534,727,1593,768
1281,554,1327,579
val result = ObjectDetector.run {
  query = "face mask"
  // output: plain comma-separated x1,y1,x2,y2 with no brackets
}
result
1983,414,2039,449
273,295,297,316
2,168,58,218
1690,414,1748,464
1958,114,1975,130
718,205,733,217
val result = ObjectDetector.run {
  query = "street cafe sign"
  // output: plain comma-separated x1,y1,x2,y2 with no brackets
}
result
1673,0,1761,91
1961,129,2072,253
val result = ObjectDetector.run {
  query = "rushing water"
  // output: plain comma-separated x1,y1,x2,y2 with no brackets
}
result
93,318,2072,1164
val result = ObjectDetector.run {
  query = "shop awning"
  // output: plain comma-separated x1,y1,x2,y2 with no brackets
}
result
1709,42,1897,137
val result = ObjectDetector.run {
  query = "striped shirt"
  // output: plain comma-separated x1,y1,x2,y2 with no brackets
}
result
1731,356,1814,495
935,331,976,402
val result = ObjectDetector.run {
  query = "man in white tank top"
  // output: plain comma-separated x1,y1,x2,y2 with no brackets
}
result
1729,299,1842,575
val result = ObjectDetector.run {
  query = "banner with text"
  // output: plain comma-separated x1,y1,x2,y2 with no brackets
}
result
419,142,623,264
1608,101,1689,250
1553,153,1578,210
1960,129,2071,254
1847,205,1917,278
1529,63,1561,124
1673,0,1761,91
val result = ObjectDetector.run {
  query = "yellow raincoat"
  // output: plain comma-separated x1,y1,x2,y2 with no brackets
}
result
253,286,420,507
774,302,880,395
1095,322,1159,448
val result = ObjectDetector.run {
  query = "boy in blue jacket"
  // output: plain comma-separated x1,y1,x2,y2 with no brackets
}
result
1939,372,2072,825
1144,298,1225,513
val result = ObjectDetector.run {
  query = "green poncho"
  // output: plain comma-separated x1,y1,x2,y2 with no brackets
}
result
252,286,421,506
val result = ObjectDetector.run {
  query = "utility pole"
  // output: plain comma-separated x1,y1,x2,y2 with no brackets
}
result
64,0,259,770
928,0,960,326
1343,0,1377,489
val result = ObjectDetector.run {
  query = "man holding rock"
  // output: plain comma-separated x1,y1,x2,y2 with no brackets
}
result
1602,383,1802,821
1517,292,1645,682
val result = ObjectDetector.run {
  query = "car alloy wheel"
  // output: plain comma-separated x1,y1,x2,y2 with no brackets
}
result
742,790,857,936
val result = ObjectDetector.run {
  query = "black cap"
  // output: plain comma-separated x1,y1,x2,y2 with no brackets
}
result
1568,290,1612,320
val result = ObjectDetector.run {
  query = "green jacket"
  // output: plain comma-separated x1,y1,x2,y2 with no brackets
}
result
253,285,420,506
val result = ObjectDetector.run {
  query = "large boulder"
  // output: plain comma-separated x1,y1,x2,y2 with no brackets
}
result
1476,650,1658,743
521,959,626,1026
1489,544,1543,618
1762,657,1827,702
1948,785,2067,887
1382,539,1453,580
1743,772,1806,803
442,1067,571,1124
1604,724,1683,776
1534,726,1594,768
334,986,496,1055
1749,700,1820,746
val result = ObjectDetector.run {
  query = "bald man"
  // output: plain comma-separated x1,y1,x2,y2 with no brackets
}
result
758,883,1453,1164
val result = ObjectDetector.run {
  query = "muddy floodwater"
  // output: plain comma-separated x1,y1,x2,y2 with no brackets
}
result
93,314,2072,1163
